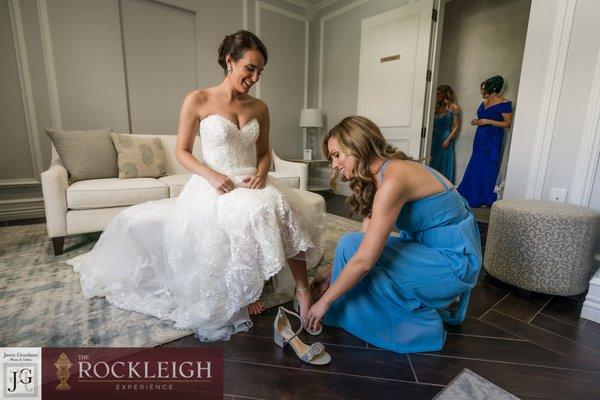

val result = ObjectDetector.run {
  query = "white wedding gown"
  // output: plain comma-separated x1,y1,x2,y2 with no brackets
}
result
67,114,324,341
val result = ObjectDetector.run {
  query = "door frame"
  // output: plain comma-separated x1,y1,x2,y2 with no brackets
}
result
421,0,446,162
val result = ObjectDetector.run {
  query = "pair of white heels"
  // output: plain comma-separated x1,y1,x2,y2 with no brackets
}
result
273,306,331,365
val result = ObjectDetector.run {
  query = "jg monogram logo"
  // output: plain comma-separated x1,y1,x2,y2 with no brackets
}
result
4,364,37,396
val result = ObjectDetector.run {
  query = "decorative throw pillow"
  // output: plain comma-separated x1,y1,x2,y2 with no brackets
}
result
45,128,118,183
110,133,167,179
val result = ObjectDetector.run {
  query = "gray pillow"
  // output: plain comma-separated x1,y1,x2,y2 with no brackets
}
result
45,128,118,183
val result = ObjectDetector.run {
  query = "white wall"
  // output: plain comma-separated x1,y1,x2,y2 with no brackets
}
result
504,0,600,211
255,1,310,159
309,0,414,192
0,0,34,181
0,0,312,220
6,0,600,220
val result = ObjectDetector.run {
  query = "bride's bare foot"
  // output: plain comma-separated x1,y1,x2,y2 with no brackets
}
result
247,300,265,315
309,264,332,301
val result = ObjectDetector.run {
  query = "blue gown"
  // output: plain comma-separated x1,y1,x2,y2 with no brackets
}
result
323,162,482,353
458,101,512,207
430,111,456,183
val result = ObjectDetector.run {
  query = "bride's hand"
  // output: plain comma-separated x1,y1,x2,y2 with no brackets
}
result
307,299,330,333
242,174,266,189
207,171,235,195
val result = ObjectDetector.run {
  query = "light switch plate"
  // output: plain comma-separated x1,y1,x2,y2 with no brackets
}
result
549,187,567,202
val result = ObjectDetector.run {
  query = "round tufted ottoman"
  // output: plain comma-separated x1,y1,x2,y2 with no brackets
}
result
484,199,600,296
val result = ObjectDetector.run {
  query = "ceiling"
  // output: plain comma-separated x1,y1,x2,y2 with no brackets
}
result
283,0,342,11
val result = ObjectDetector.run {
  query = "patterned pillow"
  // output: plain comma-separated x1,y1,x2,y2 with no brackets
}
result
110,133,167,179
45,128,118,183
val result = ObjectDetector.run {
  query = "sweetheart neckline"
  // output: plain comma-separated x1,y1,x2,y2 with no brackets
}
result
201,114,258,131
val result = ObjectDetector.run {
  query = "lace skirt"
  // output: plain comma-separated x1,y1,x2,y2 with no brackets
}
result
67,170,324,341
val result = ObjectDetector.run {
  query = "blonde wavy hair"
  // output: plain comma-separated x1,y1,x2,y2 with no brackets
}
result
322,115,414,218
436,84,456,114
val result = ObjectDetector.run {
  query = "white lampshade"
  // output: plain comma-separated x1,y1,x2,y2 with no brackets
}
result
299,109,323,128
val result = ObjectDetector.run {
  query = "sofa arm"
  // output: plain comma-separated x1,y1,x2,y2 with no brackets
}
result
41,160,69,238
272,151,308,190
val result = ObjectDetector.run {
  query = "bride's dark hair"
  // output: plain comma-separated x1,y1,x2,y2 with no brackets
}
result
218,30,268,74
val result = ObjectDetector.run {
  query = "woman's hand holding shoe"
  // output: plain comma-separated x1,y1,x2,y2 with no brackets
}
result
306,298,330,334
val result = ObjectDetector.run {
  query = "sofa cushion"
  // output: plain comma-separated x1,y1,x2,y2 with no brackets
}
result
67,178,168,209
111,133,167,179
290,188,326,213
268,171,300,189
66,206,130,235
45,128,118,183
158,174,192,197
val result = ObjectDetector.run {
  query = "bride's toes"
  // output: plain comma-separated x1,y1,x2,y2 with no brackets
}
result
248,300,265,315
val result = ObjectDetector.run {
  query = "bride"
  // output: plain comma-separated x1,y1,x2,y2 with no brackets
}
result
67,30,324,341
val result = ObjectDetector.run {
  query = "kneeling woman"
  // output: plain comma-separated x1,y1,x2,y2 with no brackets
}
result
307,116,482,353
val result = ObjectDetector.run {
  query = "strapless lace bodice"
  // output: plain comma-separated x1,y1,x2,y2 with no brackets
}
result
199,114,259,175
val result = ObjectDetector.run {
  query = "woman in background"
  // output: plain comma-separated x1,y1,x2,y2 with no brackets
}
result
457,75,512,207
430,85,460,183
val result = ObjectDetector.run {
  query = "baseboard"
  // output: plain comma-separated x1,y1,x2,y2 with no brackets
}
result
0,198,45,221
581,267,600,323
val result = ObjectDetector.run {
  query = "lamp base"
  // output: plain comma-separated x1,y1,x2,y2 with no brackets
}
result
303,149,313,161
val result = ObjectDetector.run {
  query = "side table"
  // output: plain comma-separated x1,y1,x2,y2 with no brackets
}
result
285,159,331,192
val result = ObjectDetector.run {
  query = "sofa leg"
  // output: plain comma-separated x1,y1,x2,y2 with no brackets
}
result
52,236,65,256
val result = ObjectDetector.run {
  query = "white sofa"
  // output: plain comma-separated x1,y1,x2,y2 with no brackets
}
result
41,133,321,255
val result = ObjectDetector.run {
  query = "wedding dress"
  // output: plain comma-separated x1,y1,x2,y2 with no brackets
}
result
66,114,324,341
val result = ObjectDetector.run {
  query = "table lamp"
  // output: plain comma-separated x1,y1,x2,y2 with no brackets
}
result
299,108,323,160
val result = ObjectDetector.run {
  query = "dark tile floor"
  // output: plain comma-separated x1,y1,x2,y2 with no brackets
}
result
161,194,600,399
5,196,600,399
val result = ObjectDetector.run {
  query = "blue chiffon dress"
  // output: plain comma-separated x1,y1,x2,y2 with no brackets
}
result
430,111,456,183
323,161,482,353
458,101,512,207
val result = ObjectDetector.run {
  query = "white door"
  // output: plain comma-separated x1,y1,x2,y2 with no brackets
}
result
357,0,435,158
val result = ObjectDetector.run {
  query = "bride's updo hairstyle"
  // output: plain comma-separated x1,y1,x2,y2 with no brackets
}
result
322,116,415,218
218,30,268,75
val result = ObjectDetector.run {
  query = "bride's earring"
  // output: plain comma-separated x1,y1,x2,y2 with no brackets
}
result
227,64,232,73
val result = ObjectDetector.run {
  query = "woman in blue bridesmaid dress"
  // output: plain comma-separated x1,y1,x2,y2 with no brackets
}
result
430,85,460,183
306,116,482,353
457,75,513,207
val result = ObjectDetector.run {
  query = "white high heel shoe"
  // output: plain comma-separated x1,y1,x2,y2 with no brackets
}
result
293,286,323,336
273,307,331,365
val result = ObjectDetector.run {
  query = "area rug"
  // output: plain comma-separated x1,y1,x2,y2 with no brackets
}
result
434,368,521,400
0,213,360,347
